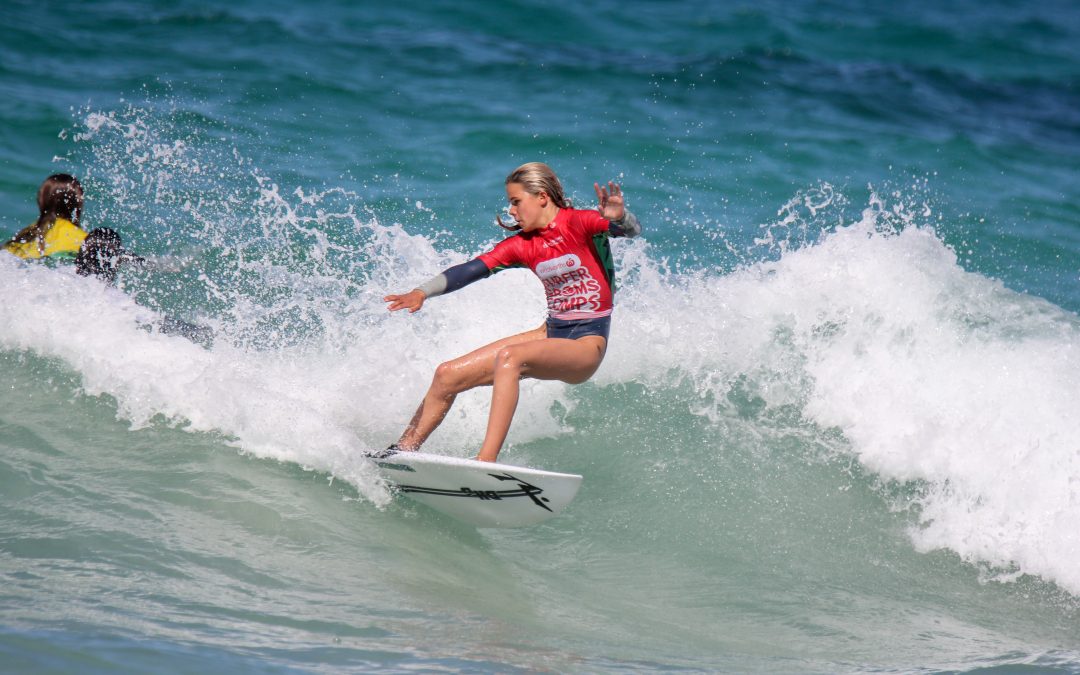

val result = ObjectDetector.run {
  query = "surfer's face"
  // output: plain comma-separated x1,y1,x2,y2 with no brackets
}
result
506,182,552,232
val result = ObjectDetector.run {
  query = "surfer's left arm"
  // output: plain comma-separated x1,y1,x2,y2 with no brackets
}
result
594,181,641,238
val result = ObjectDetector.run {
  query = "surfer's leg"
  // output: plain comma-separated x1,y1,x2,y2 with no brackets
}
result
477,336,607,462
396,324,547,450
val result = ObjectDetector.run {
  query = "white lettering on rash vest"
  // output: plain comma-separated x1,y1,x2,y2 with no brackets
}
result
535,254,602,313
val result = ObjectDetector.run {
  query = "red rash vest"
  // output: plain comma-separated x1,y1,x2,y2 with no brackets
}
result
477,208,616,320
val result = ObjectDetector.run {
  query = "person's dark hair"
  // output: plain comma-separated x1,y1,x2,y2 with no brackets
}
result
4,174,85,255
76,227,142,284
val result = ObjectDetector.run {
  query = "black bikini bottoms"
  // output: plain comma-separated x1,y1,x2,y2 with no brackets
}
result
545,315,611,341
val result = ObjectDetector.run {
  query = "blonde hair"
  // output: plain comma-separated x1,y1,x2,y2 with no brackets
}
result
505,162,571,209
496,162,571,231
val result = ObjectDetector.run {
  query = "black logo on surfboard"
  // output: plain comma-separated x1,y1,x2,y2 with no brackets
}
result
398,472,553,512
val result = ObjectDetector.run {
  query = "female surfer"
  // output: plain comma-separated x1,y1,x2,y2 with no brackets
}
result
4,173,142,283
4,173,89,260
5,173,212,345
383,162,641,462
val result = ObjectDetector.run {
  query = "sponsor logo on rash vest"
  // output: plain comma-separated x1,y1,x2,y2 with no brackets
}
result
535,254,603,314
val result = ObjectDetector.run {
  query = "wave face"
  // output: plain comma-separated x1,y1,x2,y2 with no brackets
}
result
3,0,1080,671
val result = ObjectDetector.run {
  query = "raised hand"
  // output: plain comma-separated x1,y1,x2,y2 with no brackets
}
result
594,181,625,222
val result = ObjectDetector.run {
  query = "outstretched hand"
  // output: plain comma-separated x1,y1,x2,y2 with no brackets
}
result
384,289,426,313
594,181,625,222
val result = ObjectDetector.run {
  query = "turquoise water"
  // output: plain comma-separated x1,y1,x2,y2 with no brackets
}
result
2,1,1080,672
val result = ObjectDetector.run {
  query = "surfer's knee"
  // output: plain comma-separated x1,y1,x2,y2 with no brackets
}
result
431,361,456,390
493,346,524,378
432,360,473,395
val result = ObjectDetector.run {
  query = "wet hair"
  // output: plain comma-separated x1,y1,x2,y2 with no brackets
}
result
498,162,571,231
76,227,142,284
506,162,570,207
4,174,85,255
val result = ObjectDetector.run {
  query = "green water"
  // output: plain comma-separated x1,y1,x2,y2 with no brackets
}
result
3,0,1080,671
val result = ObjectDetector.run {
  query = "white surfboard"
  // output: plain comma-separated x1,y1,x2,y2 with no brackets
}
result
373,451,582,528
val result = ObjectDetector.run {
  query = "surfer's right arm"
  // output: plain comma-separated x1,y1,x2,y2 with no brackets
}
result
384,258,491,313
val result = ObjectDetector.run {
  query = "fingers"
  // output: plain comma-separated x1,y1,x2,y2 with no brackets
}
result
384,293,411,312
594,181,622,205
385,290,425,313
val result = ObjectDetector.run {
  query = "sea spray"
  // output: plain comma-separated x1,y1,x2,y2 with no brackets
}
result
4,104,588,506
610,186,1080,597
18,104,1080,603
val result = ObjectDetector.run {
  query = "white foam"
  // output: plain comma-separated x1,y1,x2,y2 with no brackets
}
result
0,256,393,504
6,104,587,510
0,218,569,510
24,103,1080,593
607,190,1080,595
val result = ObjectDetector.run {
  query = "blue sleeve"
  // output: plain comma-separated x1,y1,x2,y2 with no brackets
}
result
416,257,491,298
443,258,491,293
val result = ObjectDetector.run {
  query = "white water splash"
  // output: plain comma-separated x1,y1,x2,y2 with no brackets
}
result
14,103,1080,598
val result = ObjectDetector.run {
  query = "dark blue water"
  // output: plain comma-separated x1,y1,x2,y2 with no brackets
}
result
2,1,1080,672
